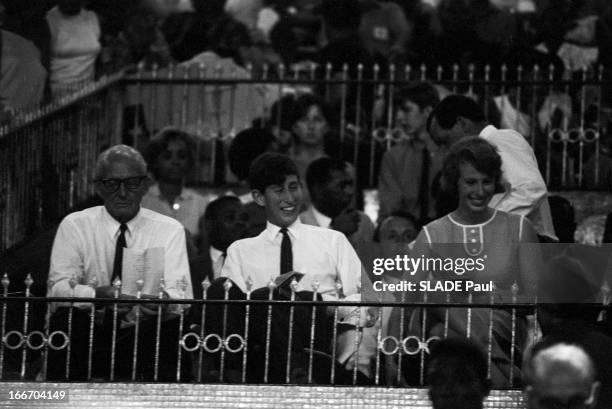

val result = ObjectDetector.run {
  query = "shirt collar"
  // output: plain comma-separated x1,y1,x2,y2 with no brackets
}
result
101,206,141,241
311,206,332,228
479,125,498,139
264,218,302,242
209,246,224,263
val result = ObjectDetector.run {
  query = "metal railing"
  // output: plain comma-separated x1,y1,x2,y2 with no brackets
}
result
1,273,604,389
0,64,610,251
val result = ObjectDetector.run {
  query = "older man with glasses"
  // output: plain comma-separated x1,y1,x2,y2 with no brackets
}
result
46,144,193,381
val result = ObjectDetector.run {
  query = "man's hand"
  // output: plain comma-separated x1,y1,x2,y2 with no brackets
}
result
95,285,136,314
331,208,360,237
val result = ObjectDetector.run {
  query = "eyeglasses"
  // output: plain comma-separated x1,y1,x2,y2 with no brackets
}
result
96,176,147,193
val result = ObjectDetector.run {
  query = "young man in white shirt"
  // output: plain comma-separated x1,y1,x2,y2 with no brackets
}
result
216,153,376,383
47,145,193,381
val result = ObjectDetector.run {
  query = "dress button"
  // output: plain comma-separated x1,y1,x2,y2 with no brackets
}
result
470,229,476,234
471,239,477,243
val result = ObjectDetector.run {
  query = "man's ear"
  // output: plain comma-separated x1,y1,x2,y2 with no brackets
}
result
252,189,265,207
588,381,600,409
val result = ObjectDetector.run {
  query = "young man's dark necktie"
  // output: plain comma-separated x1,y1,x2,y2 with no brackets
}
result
112,223,128,282
280,227,293,275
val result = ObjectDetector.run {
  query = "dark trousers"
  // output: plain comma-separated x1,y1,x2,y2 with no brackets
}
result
47,307,188,381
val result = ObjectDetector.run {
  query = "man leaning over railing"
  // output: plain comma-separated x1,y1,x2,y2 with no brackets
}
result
46,144,193,381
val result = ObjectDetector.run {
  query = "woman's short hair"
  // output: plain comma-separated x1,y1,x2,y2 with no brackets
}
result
290,93,334,129
144,127,196,179
441,137,504,197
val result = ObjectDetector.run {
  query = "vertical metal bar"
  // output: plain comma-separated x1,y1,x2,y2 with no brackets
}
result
578,67,588,187
466,292,473,339
436,65,443,82
151,63,159,132
176,279,188,382
452,64,459,94
263,278,276,383
509,282,519,387
307,281,320,384
86,276,98,380
374,307,382,386
109,278,121,381
63,275,77,380
285,279,298,384
131,280,144,381
515,65,523,134
443,293,450,338
339,64,348,159
197,279,211,382
241,278,253,383
330,281,342,384
487,285,495,379
181,65,190,129
167,63,175,126
419,291,428,385
396,292,407,385
467,64,475,97
0,274,10,377
369,64,380,186
219,279,232,382
153,279,165,381
386,64,396,151
352,64,363,171
44,280,54,380
419,63,427,81
228,67,238,136
530,66,540,147
595,65,603,186
545,65,555,185
324,63,332,101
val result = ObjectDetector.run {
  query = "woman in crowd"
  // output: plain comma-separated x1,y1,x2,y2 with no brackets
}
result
388,137,541,387
141,127,211,243
46,0,101,98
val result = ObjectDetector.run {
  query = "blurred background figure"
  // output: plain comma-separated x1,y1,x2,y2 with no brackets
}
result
142,127,211,243
301,157,375,247
523,341,601,409
375,210,419,244
45,0,101,98
426,338,491,409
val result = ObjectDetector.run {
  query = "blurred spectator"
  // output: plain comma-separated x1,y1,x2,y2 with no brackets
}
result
426,338,491,409
189,196,249,296
99,5,173,73
358,0,411,63
375,210,419,244
45,0,101,98
141,127,211,239
301,157,375,247
524,341,602,409
265,93,297,155
289,93,336,191
0,26,46,114
378,82,442,223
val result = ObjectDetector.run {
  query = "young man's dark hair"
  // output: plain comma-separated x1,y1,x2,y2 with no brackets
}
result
248,152,299,192
228,128,276,182
427,337,491,409
395,81,440,110
426,94,486,132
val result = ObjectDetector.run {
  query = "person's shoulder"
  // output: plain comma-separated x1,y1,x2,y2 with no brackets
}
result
139,207,184,230
62,205,103,223
300,222,346,241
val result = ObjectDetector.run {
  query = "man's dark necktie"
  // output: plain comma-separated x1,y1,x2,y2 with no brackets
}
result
280,227,293,275
112,223,128,281
418,145,431,224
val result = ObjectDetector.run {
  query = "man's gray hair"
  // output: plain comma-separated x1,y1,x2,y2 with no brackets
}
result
523,342,596,386
94,144,147,180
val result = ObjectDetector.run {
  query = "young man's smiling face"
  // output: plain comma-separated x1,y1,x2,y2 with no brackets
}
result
253,174,303,227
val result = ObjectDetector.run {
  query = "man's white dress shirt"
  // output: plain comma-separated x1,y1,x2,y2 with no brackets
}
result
48,206,193,304
479,125,557,241
222,219,362,300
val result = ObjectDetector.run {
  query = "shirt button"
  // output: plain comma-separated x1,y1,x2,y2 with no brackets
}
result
471,239,477,243
470,229,476,234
